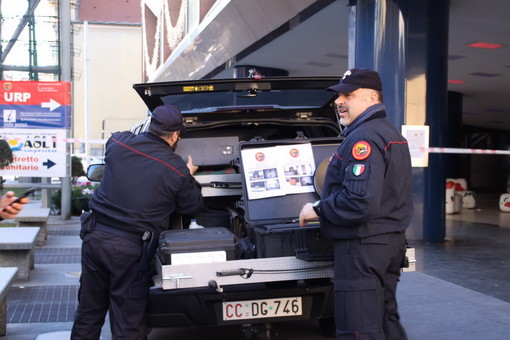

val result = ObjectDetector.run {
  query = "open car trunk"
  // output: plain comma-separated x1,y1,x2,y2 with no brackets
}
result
93,77,415,339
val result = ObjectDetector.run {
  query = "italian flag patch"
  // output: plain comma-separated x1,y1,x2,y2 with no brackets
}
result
352,164,365,176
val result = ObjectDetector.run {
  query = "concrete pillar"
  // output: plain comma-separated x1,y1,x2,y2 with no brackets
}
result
349,0,450,242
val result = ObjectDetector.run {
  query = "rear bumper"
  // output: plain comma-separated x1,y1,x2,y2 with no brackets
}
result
147,279,334,328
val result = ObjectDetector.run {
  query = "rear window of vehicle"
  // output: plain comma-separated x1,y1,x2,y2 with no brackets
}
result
159,89,336,114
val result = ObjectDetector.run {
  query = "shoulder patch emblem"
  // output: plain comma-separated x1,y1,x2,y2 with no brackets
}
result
352,141,371,160
352,164,366,176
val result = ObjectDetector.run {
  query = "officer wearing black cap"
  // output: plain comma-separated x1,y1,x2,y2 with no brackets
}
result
71,104,203,340
299,68,413,340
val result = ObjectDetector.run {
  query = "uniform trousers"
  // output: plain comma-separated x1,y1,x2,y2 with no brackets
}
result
71,230,151,340
333,232,407,340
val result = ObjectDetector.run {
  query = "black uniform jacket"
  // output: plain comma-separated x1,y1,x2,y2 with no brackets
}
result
320,104,413,239
90,131,203,234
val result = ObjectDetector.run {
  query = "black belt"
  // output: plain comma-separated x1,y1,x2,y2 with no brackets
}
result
95,223,144,245
95,222,157,272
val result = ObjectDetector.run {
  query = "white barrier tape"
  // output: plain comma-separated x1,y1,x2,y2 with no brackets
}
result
2,135,510,155
414,147,510,155
53,143,510,155
1,137,107,144
61,138,107,144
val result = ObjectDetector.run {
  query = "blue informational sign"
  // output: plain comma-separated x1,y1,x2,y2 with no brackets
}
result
0,128,67,177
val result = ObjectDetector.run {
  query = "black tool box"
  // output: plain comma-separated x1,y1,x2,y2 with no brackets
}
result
158,227,238,265
239,138,340,261
253,222,334,261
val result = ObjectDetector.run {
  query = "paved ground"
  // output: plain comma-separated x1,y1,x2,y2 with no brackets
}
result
2,203,510,339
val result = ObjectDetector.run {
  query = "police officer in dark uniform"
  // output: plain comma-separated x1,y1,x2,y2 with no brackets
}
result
71,105,203,340
299,68,413,340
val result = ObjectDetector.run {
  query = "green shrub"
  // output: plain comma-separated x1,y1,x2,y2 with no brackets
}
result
71,156,86,185
51,184,97,216
71,156,86,184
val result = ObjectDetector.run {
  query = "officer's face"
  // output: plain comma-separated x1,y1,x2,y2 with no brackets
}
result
335,88,377,126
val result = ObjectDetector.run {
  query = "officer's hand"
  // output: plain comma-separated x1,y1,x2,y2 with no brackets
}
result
299,202,318,227
187,155,199,175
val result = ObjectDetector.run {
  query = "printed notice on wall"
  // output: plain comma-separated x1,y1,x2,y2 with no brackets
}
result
241,143,316,200
402,125,429,167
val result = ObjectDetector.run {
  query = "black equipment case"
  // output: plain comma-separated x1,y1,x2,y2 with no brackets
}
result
158,227,238,265
240,138,341,261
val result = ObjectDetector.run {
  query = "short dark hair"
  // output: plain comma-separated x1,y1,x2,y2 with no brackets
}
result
149,120,178,138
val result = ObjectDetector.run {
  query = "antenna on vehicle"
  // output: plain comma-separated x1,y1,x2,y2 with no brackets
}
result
237,88,259,98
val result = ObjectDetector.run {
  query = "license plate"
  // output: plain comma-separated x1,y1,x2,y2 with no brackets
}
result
222,297,302,321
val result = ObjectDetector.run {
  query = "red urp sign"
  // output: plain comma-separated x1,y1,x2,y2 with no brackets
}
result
0,81,71,129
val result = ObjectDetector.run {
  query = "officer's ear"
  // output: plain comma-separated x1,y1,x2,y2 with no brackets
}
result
170,131,180,144
366,89,379,103
163,131,180,147
174,131,181,141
